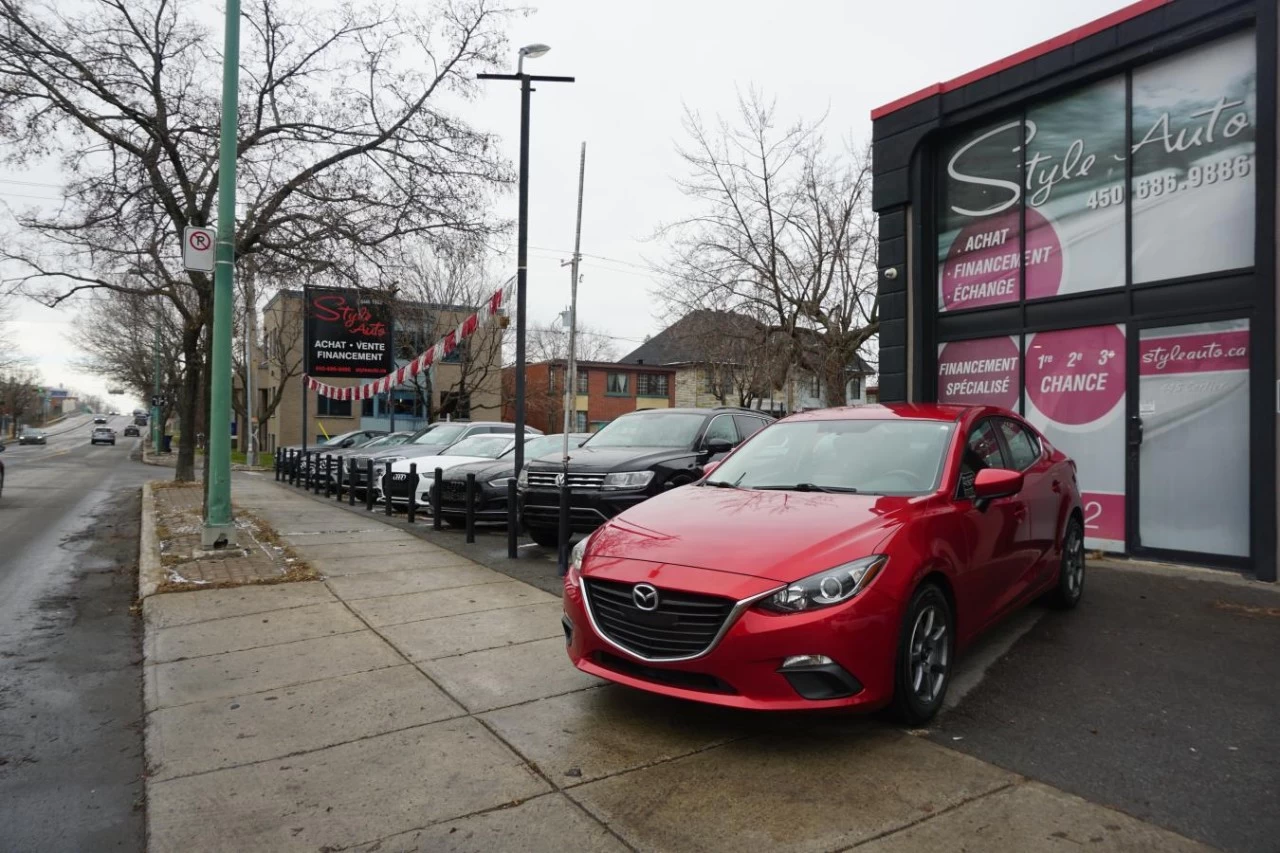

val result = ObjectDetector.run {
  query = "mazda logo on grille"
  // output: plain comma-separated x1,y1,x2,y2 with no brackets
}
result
632,583,659,611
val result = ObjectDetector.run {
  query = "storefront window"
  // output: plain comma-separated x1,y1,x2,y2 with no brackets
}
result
1023,324,1127,551
1131,29,1256,283
1023,76,1126,298
937,117,1023,312
936,336,1021,409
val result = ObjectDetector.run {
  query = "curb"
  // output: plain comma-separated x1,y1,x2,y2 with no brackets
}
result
138,481,165,599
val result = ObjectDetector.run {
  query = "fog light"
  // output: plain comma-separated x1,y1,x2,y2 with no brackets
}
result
781,654,834,669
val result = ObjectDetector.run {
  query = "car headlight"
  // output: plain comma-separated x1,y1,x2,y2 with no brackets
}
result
567,534,591,587
488,477,514,489
601,470,654,490
759,555,888,613
517,469,529,489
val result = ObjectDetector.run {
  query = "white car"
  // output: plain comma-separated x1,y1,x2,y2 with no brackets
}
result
376,434,520,506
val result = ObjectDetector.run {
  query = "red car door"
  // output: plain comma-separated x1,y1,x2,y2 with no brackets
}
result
955,419,1037,630
997,418,1059,584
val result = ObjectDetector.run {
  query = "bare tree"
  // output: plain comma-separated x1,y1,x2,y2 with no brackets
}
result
0,293,24,373
526,322,619,364
657,90,878,406
0,0,514,480
72,290,184,436
0,365,41,436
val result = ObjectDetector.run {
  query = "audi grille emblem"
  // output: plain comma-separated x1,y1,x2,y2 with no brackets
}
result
555,472,566,488
632,583,659,611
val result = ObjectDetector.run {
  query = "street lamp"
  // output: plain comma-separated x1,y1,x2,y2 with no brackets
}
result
478,45,574,559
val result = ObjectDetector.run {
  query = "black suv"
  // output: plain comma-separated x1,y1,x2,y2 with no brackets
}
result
518,407,774,546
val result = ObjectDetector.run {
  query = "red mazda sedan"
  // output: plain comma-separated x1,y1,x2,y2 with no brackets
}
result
563,403,1085,724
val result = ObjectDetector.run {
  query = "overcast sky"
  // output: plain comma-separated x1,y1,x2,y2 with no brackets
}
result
2,0,1136,410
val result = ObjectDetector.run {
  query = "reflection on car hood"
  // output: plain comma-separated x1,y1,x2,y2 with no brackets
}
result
524,446,694,475
585,484,916,583
387,454,488,474
443,458,513,483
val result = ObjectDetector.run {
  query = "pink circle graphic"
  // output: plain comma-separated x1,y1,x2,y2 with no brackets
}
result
936,337,1020,409
940,208,1063,310
1025,325,1125,426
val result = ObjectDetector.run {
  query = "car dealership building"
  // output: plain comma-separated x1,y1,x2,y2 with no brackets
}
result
871,0,1276,580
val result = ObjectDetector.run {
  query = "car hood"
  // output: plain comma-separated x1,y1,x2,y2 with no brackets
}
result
444,458,513,482
585,484,920,583
388,454,488,473
526,446,694,474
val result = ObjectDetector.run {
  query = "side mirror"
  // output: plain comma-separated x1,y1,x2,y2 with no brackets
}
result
704,438,733,455
701,459,722,477
972,468,1023,502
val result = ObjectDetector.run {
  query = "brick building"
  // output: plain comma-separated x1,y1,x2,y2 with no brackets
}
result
503,360,678,434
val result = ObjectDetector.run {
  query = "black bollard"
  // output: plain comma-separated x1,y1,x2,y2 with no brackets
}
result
557,471,571,575
465,473,477,543
314,455,324,495
324,455,333,497
286,450,294,485
365,460,375,511
274,448,282,481
348,459,357,506
383,466,393,516
335,456,344,501
506,479,518,559
432,468,443,531
406,464,418,524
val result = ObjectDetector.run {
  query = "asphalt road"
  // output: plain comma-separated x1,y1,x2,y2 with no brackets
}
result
0,414,152,852
929,563,1280,853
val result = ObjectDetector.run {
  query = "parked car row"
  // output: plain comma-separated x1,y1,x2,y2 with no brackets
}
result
280,402,1086,726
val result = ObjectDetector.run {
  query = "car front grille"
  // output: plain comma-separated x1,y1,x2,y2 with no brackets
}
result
583,579,735,660
527,471,606,490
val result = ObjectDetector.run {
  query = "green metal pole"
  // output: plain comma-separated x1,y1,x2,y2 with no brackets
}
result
202,0,241,548
152,298,162,453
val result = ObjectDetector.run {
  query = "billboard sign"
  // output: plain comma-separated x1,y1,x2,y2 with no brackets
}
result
303,287,394,379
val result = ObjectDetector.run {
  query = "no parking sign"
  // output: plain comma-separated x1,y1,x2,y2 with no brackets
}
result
182,226,216,272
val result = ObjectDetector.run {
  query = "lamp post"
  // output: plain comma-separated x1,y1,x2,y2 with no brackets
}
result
478,45,574,559
202,0,241,548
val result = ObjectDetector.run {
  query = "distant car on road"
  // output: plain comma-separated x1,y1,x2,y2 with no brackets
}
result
123,424,141,437
19,429,48,445
90,427,116,446
133,415,147,426
93,416,108,424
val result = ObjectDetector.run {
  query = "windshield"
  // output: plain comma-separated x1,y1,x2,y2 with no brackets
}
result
443,434,513,458
362,433,411,450
706,419,955,495
507,434,561,460
587,412,705,449
411,424,466,446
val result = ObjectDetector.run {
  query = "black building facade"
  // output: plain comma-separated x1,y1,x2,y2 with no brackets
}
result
871,0,1277,580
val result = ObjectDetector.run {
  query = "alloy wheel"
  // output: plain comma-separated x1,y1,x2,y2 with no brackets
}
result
909,604,950,704
1064,525,1085,598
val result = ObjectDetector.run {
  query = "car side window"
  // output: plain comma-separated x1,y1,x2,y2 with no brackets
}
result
959,420,1006,499
733,415,768,441
702,415,739,448
998,419,1040,471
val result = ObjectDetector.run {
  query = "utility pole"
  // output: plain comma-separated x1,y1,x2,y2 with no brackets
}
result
202,0,241,548
244,290,255,466
558,142,586,572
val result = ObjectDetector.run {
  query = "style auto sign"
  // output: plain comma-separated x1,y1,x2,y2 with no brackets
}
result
304,287,393,378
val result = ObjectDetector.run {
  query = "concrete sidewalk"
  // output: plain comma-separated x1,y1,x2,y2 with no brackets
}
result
140,474,1215,852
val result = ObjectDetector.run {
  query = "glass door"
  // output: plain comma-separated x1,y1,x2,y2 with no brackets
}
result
1133,318,1250,560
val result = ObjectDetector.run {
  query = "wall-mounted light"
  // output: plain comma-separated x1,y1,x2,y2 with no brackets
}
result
883,267,899,280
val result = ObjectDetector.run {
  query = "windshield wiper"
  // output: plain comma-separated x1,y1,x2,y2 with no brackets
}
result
703,470,746,489
753,483,860,494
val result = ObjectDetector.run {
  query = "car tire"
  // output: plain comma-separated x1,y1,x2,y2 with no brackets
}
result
1046,517,1085,610
526,526,560,548
890,582,954,727
442,517,466,529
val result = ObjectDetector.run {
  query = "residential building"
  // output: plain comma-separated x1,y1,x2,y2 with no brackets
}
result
619,310,873,416
869,0,1274,577
259,290,504,449
502,360,678,433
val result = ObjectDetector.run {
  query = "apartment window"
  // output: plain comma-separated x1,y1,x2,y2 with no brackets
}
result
361,398,376,417
316,396,352,417
548,366,558,393
636,373,669,397
810,375,821,397
576,369,589,394
574,411,588,432
703,369,717,393
606,372,629,395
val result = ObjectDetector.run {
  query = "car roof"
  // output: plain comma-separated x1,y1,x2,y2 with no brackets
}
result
781,403,1001,423
617,407,773,418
